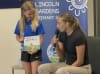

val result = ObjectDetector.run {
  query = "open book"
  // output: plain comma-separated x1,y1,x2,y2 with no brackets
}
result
24,35,40,51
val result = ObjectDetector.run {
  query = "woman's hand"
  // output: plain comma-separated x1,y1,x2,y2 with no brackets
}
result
51,35,58,44
55,41,64,59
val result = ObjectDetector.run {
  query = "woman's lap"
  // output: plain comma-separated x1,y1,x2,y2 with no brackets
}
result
38,63,91,74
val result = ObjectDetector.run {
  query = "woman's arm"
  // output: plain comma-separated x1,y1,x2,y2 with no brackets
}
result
56,41,64,59
51,35,64,59
72,44,85,67
51,35,58,44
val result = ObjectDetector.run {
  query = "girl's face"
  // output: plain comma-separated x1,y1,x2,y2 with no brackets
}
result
23,6,35,19
57,17,66,32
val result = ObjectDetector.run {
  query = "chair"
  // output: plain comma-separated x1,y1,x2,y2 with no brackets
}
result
88,37,100,74
12,65,24,74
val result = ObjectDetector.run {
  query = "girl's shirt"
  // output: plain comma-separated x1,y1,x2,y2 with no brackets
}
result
14,20,45,51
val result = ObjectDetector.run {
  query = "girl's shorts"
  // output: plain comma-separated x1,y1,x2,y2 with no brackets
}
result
21,50,41,62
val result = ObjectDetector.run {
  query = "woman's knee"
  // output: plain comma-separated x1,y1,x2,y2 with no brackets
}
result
38,63,51,71
38,64,53,74
56,66,90,74
55,67,70,74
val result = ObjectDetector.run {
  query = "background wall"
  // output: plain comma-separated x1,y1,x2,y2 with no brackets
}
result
0,9,22,74
88,0,94,36
0,0,94,74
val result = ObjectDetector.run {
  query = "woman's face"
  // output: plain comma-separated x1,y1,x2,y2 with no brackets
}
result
57,17,73,32
57,17,66,32
23,6,35,19
65,22,72,31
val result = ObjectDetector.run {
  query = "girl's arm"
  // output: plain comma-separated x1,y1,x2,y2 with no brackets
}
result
72,44,85,67
40,34,44,46
16,35,24,43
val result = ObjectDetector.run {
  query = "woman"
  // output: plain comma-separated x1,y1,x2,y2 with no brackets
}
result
38,13,91,74
14,1,45,74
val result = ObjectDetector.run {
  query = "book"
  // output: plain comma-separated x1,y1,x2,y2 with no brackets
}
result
24,35,40,51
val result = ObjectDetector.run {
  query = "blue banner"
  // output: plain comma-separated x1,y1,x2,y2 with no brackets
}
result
59,0,88,34
0,0,88,63
32,0,88,63
33,0,60,63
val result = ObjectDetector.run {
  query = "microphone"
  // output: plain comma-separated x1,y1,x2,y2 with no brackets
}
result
53,35,60,51
52,29,60,51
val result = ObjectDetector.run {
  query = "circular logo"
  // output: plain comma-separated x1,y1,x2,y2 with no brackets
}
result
71,0,87,9
75,0,84,5
47,44,59,63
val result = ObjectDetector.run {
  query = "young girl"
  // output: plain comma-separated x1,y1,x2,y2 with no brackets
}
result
38,13,91,74
14,1,45,74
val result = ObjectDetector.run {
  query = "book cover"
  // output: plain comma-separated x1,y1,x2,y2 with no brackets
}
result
24,35,40,51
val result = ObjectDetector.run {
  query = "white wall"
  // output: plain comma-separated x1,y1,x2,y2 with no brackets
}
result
0,8,21,74
0,0,94,74
88,0,94,36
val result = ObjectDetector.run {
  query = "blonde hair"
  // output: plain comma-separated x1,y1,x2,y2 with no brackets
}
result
58,13,86,37
20,1,39,35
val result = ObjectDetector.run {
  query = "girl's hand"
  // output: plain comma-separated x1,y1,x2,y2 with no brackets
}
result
27,50,38,54
27,51,33,54
19,36,24,42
